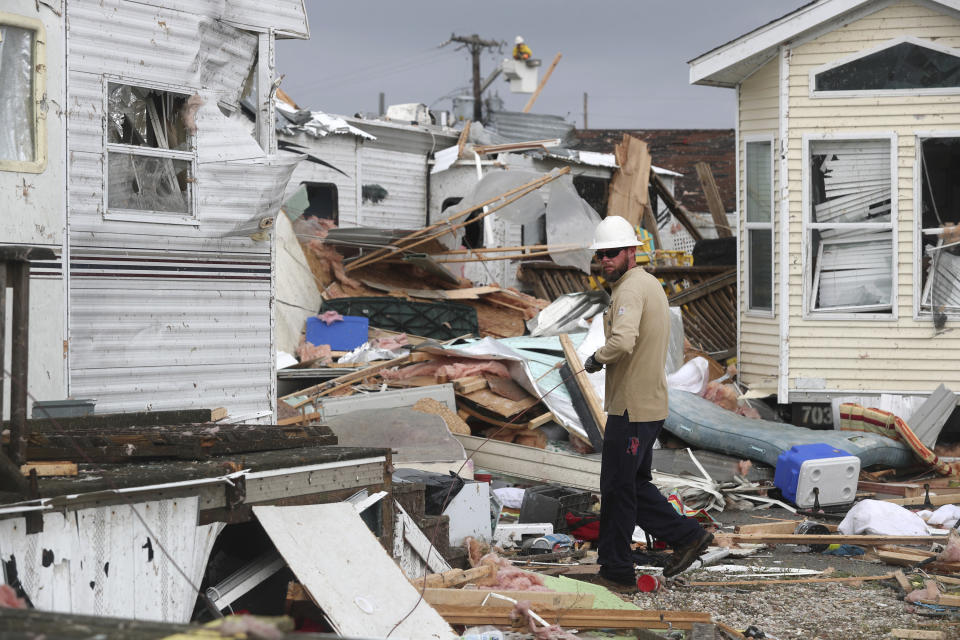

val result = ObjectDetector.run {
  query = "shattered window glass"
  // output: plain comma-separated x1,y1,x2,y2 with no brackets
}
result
808,139,894,314
107,152,192,213
816,42,960,92
105,82,195,217
919,138,960,315
0,23,36,163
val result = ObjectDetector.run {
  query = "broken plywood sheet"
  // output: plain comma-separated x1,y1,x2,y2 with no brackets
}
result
323,408,466,463
462,388,539,418
254,503,456,639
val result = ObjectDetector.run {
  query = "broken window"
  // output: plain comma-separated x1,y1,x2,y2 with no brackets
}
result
0,15,44,170
105,82,195,220
300,182,339,224
807,139,894,314
814,39,960,93
918,137,960,316
745,140,773,312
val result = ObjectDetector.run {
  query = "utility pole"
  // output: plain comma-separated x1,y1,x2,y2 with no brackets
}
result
583,92,588,129
379,92,385,116
445,33,501,122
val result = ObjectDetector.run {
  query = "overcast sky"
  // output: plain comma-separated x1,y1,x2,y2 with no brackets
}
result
277,2,808,130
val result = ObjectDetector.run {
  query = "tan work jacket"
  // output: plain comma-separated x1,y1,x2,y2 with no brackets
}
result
593,267,670,422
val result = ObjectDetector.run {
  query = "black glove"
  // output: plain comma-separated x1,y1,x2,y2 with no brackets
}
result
583,353,603,373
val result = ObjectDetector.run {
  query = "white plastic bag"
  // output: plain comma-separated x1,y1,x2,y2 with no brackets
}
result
838,499,930,536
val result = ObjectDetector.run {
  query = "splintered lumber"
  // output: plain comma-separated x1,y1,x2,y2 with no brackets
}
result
411,565,495,589
523,52,562,113
346,168,569,272
734,521,839,535
874,549,960,573
686,573,894,587
461,389,539,419
276,412,322,426
22,424,338,462
456,120,471,158
894,570,915,592
608,134,652,228
714,533,948,546
458,404,539,430
20,461,78,477
432,605,712,629
6,407,231,433
694,162,732,238
210,407,229,422
281,355,412,407
881,493,960,507
889,631,945,640
422,588,594,609
559,334,605,435
651,172,703,242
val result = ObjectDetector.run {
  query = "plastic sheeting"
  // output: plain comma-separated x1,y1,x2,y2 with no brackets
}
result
838,499,931,536
437,170,599,273
0,25,34,162
526,291,609,337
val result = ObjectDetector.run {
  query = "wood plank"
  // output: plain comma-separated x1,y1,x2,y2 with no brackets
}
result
276,412,322,426
20,461,78,477
695,162,732,238
734,521,839,534
881,493,960,507
282,354,413,407
210,407,229,422
452,377,488,394
522,52,562,113
458,404,541,430
874,550,960,573
889,631,945,640
857,481,926,498
255,503,455,639
894,570,914,592
422,588,594,609
432,605,712,629
461,388,539,419
715,533,949,545
687,573,894,587
6,408,228,433
559,334,606,435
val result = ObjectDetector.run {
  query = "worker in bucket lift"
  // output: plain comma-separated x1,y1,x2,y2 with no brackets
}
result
583,215,713,589
512,35,532,61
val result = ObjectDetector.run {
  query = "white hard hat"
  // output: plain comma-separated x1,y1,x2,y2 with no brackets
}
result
591,215,639,250
515,35,524,44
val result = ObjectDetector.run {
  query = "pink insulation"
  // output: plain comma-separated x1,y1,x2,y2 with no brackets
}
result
316,310,344,325
905,579,941,603
296,335,332,364
0,585,26,609
938,530,960,563
473,553,550,592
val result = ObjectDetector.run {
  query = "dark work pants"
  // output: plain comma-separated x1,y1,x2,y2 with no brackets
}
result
597,412,704,581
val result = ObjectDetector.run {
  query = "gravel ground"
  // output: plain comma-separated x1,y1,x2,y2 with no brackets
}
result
617,506,960,639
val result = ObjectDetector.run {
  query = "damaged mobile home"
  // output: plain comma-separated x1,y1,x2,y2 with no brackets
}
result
689,0,960,412
1,0,308,422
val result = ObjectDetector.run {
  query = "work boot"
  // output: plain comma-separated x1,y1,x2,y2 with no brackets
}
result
593,567,637,593
662,530,714,578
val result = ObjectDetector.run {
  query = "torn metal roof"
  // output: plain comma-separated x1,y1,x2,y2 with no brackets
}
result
485,110,576,145
543,148,682,177
275,99,375,139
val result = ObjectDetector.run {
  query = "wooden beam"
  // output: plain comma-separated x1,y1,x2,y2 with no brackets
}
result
456,120,471,158
651,172,703,242
857,481,927,498
281,354,413,406
432,604,712,629
889,631,945,640
21,461,78,477
422,588,594,609
559,334,605,435
881,493,960,507
715,533,948,545
523,53,562,113
409,564,495,589
694,162,731,238
894,570,914,592
687,573,894,587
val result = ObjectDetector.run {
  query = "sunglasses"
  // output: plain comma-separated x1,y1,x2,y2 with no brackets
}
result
594,248,623,260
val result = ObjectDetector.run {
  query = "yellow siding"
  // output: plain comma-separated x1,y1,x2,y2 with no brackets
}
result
782,0,960,394
738,56,780,387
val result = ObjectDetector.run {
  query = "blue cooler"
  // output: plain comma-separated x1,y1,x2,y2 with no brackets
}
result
774,443,860,508
305,315,369,350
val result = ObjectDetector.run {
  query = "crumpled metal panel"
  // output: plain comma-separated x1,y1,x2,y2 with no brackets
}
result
358,146,427,229
126,0,309,38
199,157,301,229
486,110,575,145
195,96,264,163
68,0,256,107
282,132,360,226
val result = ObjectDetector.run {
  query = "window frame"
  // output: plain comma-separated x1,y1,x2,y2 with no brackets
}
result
0,11,47,173
743,135,776,317
809,36,960,99
801,132,899,321
101,76,199,226
913,130,960,320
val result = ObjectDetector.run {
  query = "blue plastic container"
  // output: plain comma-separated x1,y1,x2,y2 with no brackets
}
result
774,443,851,505
305,315,369,350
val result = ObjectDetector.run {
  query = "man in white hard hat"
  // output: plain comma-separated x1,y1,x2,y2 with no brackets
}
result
512,35,532,61
584,215,713,589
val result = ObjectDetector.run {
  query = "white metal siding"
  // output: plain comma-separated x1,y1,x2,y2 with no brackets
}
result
282,133,359,227
64,0,301,418
784,0,960,393
358,146,427,229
